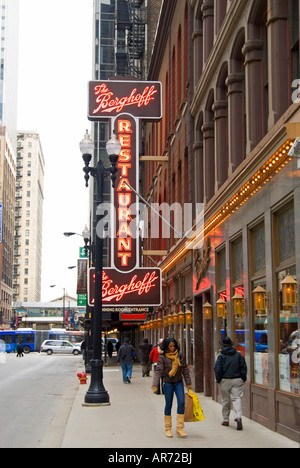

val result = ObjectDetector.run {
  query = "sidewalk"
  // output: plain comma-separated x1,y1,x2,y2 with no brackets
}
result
42,361,299,449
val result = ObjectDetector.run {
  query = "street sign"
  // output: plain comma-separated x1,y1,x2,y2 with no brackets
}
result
88,267,162,308
77,294,87,306
79,247,88,258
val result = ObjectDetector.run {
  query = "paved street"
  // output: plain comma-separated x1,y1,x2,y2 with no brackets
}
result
0,352,81,448
0,354,299,450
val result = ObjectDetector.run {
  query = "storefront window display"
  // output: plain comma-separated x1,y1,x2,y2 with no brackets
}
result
252,281,269,386
278,268,299,395
216,248,227,349
232,286,246,358
231,238,245,357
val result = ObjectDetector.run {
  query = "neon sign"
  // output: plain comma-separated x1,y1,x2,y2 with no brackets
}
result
88,80,162,120
88,268,162,307
112,115,137,272
87,79,163,312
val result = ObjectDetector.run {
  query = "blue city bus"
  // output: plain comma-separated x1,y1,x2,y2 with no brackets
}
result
0,329,84,353
0,329,36,354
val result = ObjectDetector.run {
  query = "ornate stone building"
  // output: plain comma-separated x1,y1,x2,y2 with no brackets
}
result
142,0,300,442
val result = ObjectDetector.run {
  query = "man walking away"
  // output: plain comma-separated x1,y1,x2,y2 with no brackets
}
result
117,337,136,384
214,337,247,430
139,338,153,377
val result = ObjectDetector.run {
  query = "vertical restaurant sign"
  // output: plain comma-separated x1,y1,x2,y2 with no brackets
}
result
88,81,162,121
113,115,137,272
88,79,163,309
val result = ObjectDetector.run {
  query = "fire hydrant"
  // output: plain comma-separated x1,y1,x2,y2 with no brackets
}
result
77,372,87,385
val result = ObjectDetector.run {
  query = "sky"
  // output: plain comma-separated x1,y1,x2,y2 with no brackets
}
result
17,0,94,301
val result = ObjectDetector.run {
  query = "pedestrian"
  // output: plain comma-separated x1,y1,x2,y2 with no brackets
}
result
107,340,113,358
152,338,191,438
117,337,136,384
150,338,164,394
81,339,86,361
139,338,152,377
214,336,248,431
16,341,24,358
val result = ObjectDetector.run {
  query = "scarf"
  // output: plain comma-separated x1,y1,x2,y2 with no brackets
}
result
165,350,181,377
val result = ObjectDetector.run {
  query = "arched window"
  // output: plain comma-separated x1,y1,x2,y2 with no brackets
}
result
177,26,182,115
215,63,228,188
194,0,203,86
228,28,246,172
244,0,267,151
171,47,176,129
203,90,215,203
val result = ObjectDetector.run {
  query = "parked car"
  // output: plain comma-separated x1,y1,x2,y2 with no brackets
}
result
40,340,81,355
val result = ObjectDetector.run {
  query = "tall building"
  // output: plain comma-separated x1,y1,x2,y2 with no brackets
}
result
13,132,45,303
0,0,19,146
91,0,160,250
0,0,19,328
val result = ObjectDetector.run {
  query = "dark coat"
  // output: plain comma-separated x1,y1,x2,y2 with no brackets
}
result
153,352,191,387
214,347,247,384
117,343,136,364
139,342,152,361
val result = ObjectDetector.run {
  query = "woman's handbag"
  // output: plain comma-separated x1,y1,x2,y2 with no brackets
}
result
184,389,205,422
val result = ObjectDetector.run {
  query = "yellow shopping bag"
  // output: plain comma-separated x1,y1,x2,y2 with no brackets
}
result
188,389,205,422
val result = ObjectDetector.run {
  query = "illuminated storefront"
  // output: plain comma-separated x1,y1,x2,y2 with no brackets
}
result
143,0,300,442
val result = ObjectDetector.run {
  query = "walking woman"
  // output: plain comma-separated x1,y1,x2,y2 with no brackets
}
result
152,338,191,438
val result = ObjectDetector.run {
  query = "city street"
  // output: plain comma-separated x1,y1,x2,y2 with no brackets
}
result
0,352,81,448
0,353,299,450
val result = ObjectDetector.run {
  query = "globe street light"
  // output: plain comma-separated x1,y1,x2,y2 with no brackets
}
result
63,225,92,373
79,130,121,406
50,285,66,328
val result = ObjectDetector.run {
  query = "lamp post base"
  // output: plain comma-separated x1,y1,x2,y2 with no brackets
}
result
84,359,110,406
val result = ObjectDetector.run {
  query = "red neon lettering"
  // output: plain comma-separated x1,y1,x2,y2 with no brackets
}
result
118,252,132,267
118,207,132,222
118,238,132,251
118,163,132,177
117,178,131,192
102,271,159,302
118,193,132,206
119,135,131,148
93,84,158,115
118,120,133,133
119,149,131,162
116,118,135,269
117,222,133,238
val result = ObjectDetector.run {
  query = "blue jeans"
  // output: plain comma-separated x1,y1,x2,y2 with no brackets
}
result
163,381,185,416
121,362,133,382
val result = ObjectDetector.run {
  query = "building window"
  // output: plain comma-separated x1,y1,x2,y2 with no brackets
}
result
274,202,299,395
230,236,245,355
216,246,228,347
249,222,268,385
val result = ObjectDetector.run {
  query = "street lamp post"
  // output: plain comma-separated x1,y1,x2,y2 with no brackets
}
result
79,130,121,406
64,226,93,373
50,285,66,327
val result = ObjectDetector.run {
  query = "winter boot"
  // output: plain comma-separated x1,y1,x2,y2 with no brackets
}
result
164,415,173,438
176,414,188,438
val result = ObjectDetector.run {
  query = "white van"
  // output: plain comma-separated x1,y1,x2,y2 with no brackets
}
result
40,340,81,355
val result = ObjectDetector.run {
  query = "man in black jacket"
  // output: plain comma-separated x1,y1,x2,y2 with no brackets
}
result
214,337,247,431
